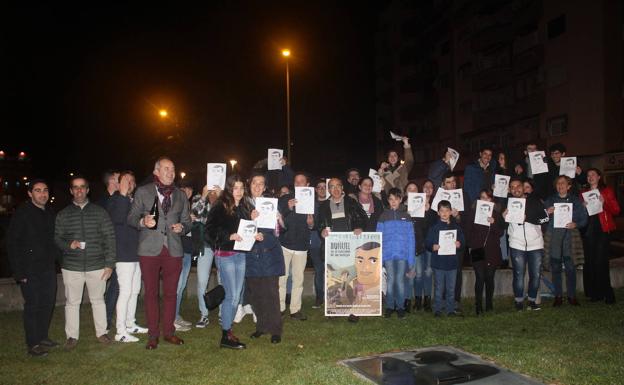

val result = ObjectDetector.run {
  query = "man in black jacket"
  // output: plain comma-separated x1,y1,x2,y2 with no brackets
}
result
278,172,314,321
8,179,60,356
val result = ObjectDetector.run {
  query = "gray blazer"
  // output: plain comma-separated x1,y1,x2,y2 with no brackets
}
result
128,183,192,257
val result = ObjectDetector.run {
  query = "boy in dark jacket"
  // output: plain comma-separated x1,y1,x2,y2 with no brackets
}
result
426,200,465,317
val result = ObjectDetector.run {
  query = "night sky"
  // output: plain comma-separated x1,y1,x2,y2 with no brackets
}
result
4,3,384,187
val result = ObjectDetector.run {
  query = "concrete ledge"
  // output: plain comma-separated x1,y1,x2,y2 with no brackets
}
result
2,263,623,312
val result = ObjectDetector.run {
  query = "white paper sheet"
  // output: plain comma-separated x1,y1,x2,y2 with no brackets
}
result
553,202,573,228
528,151,548,175
559,157,577,179
234,219,257,251
389,131,403,141
448,147,460,171
449,189,464,212
206,163,226,190
295,186,315,214
474,200,494,227
438,230,457,255
493,174,510,198
407,192,426,218
267,148,283,171
582,189,603,216
431,188,450,212
255,197,278,229
505,198,526,224
369,169,382,193
325,178,331,200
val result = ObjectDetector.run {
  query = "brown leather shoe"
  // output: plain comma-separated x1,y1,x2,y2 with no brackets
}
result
97,334,112,345
146,337,159,350
164,335,184,345
64,338,78,351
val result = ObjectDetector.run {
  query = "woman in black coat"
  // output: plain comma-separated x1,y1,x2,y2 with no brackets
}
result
463,189,504,315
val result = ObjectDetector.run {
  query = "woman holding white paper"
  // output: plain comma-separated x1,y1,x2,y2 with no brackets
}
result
463,189,504,314
205,175,258,349
579,168,620,304
351,176,384,231
544,175,588,307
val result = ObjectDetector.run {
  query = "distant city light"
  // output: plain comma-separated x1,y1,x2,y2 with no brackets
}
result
281,49,290,57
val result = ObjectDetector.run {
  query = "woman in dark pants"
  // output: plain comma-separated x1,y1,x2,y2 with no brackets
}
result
463,189,504,314
246,173,285,343
580,168,620,304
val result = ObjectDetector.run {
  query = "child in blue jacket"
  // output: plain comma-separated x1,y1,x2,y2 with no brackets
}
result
376,188,415,318
426,200,465,316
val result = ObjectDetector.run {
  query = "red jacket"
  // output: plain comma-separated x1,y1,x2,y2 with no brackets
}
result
580,186,620,233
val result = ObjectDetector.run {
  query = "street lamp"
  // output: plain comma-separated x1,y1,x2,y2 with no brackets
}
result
180,172,186,179
281,49,292,163
159,109,168,118
229,159,237,171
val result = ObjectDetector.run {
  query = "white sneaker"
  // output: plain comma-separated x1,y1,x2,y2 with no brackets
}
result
115,334,139,343
196,316,209,328
233,304,246,323
252,311,257,324
175,317,192,327
174,323,191,332
243,304,254,314
126,325,148,334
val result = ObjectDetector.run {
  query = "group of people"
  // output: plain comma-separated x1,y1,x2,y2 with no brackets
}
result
7,137,620,357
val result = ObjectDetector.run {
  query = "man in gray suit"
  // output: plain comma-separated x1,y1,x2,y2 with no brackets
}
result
128,156,191,349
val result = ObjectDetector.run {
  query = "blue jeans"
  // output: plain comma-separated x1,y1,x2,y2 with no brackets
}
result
309,247,324,301
105,269,119,327
175,253,192,318
510,248,542,302
196,247,215,317
404,253,426,300
414,252,432,297
433,269,456,314
551,256,576,298
216,253,246,331
499,230,509,261
384,259,407,310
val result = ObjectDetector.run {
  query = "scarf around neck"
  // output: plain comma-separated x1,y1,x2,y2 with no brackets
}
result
154,175,175,215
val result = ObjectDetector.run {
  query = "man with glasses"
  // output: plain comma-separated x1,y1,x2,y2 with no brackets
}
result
54,176,116,350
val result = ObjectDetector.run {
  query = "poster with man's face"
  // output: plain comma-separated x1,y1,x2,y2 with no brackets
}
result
474,200,494,227
582,189,603,216
267,148,283,171
449,189,465,212
493,174,510,198
559,157,577,179
295,186,315,214
528,151,548,175
553,202,573,228
407,192,426,218
207,163,227,190
234,219,256,251
255,197,278,229
505,197,526,224
325,232,382,317
438,229,457,255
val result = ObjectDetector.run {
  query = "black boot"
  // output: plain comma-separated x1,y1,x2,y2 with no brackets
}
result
414,296,422,311
423,296,432,312
404,299,411,313
220,330,246,350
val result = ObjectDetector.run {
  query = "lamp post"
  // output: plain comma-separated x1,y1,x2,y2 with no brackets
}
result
281,49,292,163
229,159,237,171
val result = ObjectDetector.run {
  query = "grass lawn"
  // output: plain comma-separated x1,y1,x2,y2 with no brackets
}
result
1,291,623,385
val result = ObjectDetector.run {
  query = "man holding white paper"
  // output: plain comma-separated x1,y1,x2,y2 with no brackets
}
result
278,173,315,320
504,178,549,311
544,175,587,306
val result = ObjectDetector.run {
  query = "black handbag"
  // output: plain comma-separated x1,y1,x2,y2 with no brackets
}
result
203,284,225,310
470,247,486,263
470,226,490,263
